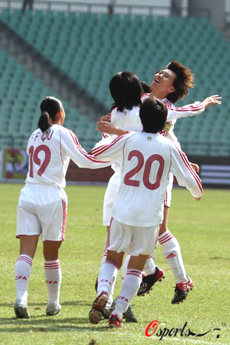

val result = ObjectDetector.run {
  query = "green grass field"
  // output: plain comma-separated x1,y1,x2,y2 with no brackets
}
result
0,183,229,345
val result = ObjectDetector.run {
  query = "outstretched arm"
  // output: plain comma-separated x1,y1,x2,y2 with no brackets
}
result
92,132,135,161
61,129,111,169
165,95,221,121
202,95,222,108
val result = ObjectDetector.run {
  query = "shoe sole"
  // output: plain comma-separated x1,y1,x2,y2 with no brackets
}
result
14,306,30,319
46,309,61,316
139,275,165,297
46,304,61,316
89,308,103,324
89,294,108,324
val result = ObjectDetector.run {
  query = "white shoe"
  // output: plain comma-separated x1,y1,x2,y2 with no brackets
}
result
46,303,61,316
14,299,30,319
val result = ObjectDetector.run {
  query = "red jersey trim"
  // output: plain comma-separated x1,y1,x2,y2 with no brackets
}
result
68,130,109,163
174,145,203,193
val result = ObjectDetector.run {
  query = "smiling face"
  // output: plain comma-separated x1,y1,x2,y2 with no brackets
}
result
151,68,176,99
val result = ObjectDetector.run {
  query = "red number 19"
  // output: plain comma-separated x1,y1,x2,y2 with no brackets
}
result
28,145,51,177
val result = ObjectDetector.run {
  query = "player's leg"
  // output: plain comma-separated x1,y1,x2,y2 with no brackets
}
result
124,255,165,297
15,234,38,318
43,240,62,315
40,187,67,316
158,177,193,303
110,254,146,327
90,218,127,325
96,173,121,314
90,250,124,324
109,225,158,328
15,194,41,319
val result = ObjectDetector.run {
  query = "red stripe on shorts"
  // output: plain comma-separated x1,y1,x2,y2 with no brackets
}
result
62,200,67,241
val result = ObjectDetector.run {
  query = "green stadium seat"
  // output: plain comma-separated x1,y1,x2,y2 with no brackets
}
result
0,10,229,155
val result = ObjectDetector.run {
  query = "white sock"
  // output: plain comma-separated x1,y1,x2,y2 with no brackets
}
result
113,269,142,319
158,230,187,283
45,260,62,306
106,269,118,308
15,254,32,305
121,255,130,281
97,261,118,296
143,256,156,276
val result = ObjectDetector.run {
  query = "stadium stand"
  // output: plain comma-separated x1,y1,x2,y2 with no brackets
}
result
0,47,101,149
0,9,229,156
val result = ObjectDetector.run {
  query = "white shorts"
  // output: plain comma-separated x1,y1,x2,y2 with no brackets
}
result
17,184,68,241
107,218,159,257
103,172,121,226
164,173,173,208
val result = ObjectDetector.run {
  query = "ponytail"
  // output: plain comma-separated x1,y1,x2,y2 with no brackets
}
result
38,111,52,132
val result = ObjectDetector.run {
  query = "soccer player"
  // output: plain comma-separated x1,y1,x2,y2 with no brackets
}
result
94,71,163,322
15,96,109,319
90,98,203,328
96,62,221,304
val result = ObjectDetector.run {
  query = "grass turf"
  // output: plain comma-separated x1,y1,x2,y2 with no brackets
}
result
0,183,229,345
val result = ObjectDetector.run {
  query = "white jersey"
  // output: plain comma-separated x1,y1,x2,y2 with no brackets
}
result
92,132,203,227
26,124,109,189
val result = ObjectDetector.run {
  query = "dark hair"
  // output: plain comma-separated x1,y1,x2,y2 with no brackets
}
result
141,81,151,93
164,61,194,103
140,98,167,133
38,96,62,132
109,71,144,112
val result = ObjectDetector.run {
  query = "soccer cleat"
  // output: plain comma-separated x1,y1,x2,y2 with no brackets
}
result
14,300,30,319
109,314,123,328
171,276,194,305
89,291,108,324
46,303,62,316
102,307,112,319
123,304,137,323
137,267,165,296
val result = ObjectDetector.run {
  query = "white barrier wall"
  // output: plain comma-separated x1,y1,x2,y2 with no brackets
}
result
0,0,172,15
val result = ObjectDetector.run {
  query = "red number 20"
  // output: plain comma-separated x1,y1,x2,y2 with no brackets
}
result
28,145,51,177
124,150,164,190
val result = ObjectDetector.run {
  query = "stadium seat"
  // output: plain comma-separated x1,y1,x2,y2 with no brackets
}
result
0,10,229,155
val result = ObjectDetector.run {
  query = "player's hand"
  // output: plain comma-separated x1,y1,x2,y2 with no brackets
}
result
99,113,111,122
202,95,222,108
195,197,202,201
96,121,127,136
96,121,117,134
190,162,200,173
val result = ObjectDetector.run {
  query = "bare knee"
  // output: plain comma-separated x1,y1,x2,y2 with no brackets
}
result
107,250,124,269
19,235,39,258
43,241,62,261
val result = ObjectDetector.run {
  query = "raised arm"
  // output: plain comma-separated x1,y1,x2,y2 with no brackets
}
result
165,95,221,121
169,143,203,200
